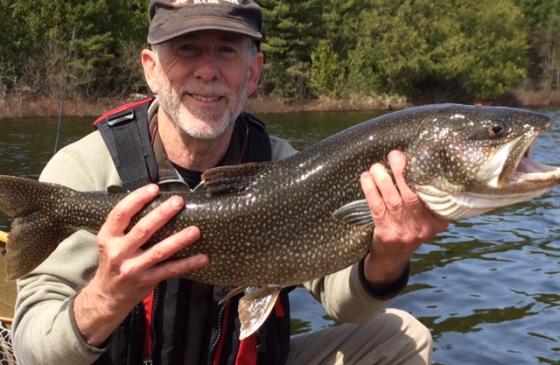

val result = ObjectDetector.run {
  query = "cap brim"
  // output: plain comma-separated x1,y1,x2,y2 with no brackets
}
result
148,16,262,45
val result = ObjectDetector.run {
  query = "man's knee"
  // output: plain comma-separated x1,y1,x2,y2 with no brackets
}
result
385,308,433,363
384,308,433,350
287,309,433,365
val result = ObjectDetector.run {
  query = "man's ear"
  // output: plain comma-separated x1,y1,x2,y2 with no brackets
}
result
141,48,160,94
247,52,264,97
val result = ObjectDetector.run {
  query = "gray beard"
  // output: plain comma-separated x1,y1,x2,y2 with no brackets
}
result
156,76,248,140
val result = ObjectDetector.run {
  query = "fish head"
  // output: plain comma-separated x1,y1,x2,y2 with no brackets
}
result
406,105,560,220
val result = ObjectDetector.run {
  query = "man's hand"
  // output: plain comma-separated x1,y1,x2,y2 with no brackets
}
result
73,184,208,346
360,150,449,286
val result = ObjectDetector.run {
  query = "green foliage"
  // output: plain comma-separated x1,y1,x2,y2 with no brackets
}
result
0,0,556,102
0,1,24,96
3,0,148,98
309,40,345,97
322,0,369,59
515,0,560,89
260,0,323,98
346,0,527,101
461,1,528,99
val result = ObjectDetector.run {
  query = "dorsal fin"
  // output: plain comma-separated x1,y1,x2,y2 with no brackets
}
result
201,162,274,195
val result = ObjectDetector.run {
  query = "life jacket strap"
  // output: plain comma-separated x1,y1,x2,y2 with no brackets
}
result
94,98,159,190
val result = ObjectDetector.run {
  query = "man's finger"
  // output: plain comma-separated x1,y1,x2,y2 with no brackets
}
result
101,184,160,236
150,254,209,283
388,150,422,207
369,163,404,217
360,170,386,220
125,226,201,272
125,195,185,251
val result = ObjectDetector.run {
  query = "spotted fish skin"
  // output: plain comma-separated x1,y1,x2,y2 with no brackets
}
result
1,104,558,283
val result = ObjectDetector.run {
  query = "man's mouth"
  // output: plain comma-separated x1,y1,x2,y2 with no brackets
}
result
187,93,224,103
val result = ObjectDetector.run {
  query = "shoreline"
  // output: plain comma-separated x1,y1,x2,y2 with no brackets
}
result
1,90,559,120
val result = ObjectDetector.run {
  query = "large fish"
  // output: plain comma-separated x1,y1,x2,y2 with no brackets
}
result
1,104,560,338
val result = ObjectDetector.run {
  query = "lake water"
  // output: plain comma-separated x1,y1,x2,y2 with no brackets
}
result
0,109,559,365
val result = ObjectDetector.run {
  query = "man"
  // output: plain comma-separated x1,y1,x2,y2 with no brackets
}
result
12,1,448,364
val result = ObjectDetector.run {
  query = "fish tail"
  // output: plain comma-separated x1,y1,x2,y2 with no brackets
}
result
0,175,77,280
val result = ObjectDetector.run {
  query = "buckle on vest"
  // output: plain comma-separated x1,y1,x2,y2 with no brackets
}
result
107,110,135,126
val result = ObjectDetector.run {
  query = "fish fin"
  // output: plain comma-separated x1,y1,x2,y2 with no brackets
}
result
332,199,375,229
107,185,127,193
238,286,281,340
219,286,246,304
0,175,57,218
201,162,274,195
6,221,77,280
0,175,78,280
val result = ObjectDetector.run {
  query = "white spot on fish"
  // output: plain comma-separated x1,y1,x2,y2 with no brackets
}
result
296,165,324,183
450,114,466,120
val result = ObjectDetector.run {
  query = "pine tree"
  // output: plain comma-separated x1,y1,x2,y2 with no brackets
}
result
8,0,148,98
515,0,560,89
309,40,345,97
260,0,324,99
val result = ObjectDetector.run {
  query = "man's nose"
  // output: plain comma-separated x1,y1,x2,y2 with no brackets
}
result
193,51,220,81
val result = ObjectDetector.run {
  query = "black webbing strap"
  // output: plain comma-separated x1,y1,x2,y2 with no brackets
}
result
243,112,272,162
97,101,158,190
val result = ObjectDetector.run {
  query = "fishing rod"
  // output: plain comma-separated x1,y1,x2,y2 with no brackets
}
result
53,27,76,155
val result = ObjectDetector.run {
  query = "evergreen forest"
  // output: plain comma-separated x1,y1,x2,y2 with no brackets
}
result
0,0,559,104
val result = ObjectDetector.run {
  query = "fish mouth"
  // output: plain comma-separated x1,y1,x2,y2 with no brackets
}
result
416,122,560,221
486,126,560,193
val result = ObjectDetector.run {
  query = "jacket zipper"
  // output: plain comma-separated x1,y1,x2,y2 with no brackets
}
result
144,286,161,365
206,302,228,365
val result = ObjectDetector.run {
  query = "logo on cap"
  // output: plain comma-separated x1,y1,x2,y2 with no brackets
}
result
171,0,241,5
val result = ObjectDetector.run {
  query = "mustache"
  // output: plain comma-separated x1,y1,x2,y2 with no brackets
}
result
180,81,229,97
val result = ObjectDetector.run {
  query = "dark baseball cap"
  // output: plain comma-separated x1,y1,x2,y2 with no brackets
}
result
148,0,263,45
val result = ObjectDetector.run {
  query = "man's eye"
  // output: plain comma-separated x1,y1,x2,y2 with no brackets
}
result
177,44,198,54
218,46,237,54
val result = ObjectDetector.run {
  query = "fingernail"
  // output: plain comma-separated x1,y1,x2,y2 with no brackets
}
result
371,163,385,173
388,150,404,163
187,226,199,237
196,254,208,265
148,184,159,194
171,196,183,209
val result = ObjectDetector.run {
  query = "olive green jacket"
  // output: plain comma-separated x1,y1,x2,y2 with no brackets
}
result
13,106,403,365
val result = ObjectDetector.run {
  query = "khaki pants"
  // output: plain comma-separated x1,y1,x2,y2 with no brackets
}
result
286,309,432,365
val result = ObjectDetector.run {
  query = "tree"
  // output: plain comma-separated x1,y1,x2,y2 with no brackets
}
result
259,0,324,99
347,0,528,101
8,0,148,99
459,0,528,99
321,0,370,60
0,0,26,97
309,40,345,97
516,0,560,89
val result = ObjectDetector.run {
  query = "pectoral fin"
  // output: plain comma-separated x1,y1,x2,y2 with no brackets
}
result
238,286,281,340
332,199,374,229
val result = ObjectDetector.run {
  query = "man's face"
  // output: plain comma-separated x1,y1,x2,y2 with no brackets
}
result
145,31,263,139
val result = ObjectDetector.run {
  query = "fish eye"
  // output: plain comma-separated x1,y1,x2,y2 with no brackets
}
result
469,124,507,141
488,125,505,138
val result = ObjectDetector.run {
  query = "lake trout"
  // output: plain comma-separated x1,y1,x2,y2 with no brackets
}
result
1,103,559,338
